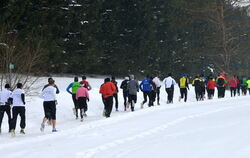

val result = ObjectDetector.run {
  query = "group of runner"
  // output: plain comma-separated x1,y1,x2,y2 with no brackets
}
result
1,72,250,135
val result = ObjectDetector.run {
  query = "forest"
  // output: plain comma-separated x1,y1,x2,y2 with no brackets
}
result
1,0,250,78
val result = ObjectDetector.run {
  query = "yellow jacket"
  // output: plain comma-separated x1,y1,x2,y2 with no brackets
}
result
179,77,189,88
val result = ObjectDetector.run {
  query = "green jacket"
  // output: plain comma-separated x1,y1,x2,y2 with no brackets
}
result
247,80,250,88
66,82,80,94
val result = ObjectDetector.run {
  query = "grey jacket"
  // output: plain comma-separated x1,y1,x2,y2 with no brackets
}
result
128,80,139,95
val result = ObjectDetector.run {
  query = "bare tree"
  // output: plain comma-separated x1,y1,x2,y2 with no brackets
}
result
188,0,250,74
0,24,45,94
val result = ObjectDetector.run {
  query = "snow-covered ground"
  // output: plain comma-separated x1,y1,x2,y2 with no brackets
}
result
1,77,250,158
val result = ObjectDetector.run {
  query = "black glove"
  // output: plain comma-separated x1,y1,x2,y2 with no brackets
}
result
87,98,89,102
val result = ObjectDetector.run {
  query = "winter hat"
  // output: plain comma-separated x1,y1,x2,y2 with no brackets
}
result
104,78,110,83
125,76,129,80
82,76,86,80
183,73,187,77
74,76,78,82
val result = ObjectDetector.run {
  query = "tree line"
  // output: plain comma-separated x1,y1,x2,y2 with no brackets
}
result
0,0,250,78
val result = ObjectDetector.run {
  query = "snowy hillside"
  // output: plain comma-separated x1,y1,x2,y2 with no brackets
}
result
1,77,250,158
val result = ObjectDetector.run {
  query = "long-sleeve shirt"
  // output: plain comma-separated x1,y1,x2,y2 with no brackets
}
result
229,78,237,88
99,82,116,98
66,82,80,94
81,80,92,90
179,77,189,89
139,78,152,92
128,80,139,95
76,87,89,99
247,80,250,88
153,77,162,88
206,80,216,90
43,84,60,94
120,79,129,92
11,88,25,107
163,76,176,88
40,85,57,102
0,88,12,104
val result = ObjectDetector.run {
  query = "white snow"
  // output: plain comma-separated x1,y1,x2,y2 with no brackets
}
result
80,21,89,25
0,77,250,158
69,4,82,7
0,42,8,47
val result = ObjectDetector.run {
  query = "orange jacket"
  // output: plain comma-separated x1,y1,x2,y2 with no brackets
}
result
99,81,116,98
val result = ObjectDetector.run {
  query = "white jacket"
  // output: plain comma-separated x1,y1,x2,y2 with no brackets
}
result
11,88,25,107
153,77,162,88
40,85,57,102
0,88,12,105
163,76,176,88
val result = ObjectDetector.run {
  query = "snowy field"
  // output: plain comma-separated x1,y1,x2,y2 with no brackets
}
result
0,77,250,158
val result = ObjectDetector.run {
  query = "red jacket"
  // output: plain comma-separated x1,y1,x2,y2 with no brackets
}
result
206,80,216,90
81,80,91,90
99,82,116,98
229,78,237,88
235,78,239,85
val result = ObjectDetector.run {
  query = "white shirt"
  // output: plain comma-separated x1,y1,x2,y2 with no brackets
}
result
0,88,12,104
40,85,57,101
153,77,162,88
163,76,176,88
11,88,25,107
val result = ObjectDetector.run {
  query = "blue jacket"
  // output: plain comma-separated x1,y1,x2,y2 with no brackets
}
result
140,78,152,92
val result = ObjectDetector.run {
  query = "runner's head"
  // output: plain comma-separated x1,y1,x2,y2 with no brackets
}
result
5,84,10,89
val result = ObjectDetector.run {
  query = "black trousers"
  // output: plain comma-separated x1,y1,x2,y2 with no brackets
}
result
128,94,137,111
156,87,161,103
194,87,202,101
72,94,79,117
217,87,226,98
180,88,187,102
149,91,156,106
122,91,129,108
142,91,152,105
72,94,78,109
0,104,11,131
201,87,206,99
166,87,174,103
207,89,215,99
237,86,241,96
78,97,88,118
11,106,26,130
113,93,118,110
242,86,247,95
230,87,236,97
103,96,113,117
